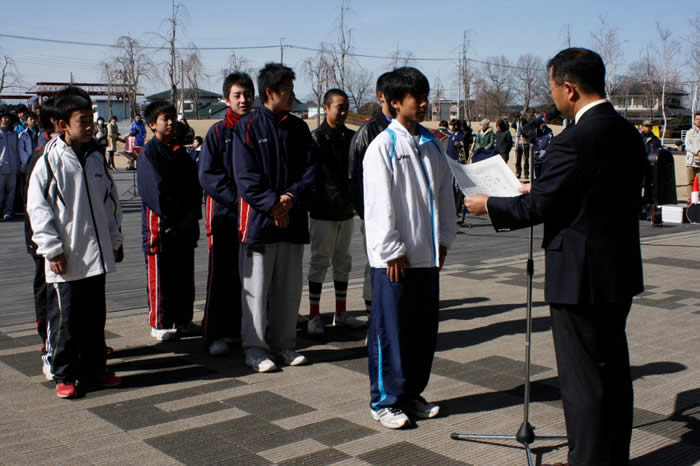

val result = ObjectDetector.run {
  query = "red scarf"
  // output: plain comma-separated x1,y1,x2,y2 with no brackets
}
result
225,108,241,128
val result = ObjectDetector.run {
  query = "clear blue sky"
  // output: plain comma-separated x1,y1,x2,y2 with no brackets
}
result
1,0,697,102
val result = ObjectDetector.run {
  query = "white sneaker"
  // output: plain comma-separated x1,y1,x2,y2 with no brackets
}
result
370,407,409,429
151,327,179,341
402,398,440,419
209,338,231,356
41,355,53,381
245,348,277,373
176,321,200,336
307,315,325,336
333,312,367,329
277,349,308,366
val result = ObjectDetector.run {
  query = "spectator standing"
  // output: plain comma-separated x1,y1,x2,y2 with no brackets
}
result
470,118,495,157
198,72,254,356
233,63,316,372
0,107,19,220
137,101,202,342
307,89,366,336
130,113,147,147
494,119,513,163
685,112,700,194
106,116,119,170
513,113,530,179
446,119,466,162
94,116,108,156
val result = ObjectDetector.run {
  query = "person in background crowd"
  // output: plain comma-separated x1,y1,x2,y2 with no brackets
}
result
188,135,203,164
446,118,466,162
494,118,513,163
0,107,19,220
640,120,662,155
130,113,147,147
106,116,119,170
685,112,700,195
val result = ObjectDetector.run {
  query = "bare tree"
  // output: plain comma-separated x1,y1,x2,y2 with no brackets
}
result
431,77,446,121
345,66,372,112
590,16,623,98
481,56,514,118
561,24,573,48
628,49,660,121
388,46,416,69
155,0,186,106
514,54,544,113
329,0,352,89
99,63,121,118
0,56,23,94
689,12,700,117
655,23,680,144
183,45,205,118
459,30,475,122
221,50,256,80
114,35,157,118
304,43,334,126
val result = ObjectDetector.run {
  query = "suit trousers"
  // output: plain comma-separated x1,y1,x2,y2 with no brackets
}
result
550,301,633,466
201,217,241,344
368,267,439,409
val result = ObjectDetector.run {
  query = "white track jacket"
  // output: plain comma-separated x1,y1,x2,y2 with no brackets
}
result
27,136,123,283
363,120,456,269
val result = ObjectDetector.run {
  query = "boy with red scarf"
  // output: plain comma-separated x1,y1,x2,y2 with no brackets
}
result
198,72,254,355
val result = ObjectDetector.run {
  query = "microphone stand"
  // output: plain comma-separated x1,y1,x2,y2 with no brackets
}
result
451,146,566,466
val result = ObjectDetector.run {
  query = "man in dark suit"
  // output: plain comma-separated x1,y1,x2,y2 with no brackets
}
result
465,48,646,466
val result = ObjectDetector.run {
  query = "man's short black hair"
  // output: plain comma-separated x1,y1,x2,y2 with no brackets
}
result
39,98,56,131
54,86,93,123
16,104,28,115
323,88,348,107
547,48,606,97
383,67,430,118
257,63,295,103
223,72,255,99
376,71,392,94
695,112,700,118
144,100,176,126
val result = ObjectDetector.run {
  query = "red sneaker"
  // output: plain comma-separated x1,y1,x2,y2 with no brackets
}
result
56,382,78,399
97,374,122,388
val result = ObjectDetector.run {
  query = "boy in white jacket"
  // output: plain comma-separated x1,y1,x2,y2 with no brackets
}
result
363,67,456,429
27,86,123,399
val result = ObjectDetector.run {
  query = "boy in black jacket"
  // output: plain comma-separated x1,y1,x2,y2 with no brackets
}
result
307,89,365,335
233,63,316,372
348,72,393,312
137,101,202,342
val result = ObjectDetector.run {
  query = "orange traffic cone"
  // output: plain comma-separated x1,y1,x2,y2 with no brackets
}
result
691,176,699,205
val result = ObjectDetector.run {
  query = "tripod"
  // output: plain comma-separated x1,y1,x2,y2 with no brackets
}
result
451,153,566,466
121,166,139,199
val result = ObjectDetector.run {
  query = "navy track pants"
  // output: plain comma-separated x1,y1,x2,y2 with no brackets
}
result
368,267,439,409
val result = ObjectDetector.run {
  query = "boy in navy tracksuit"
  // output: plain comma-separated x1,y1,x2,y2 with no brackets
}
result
363,68,456,429
233,63,316,372
137,101,202,342
198,72,255,356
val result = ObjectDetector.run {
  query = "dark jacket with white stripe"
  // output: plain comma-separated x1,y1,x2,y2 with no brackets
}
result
232,106,316,245
137,136,202,254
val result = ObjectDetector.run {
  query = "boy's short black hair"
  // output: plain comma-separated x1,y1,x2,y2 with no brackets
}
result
376,71,392,94
257,63,295,103
25,111,38,121
193,135,203,144
223,72,255,98
54,86,93,123
323,88,348,107
96,116,105,123
110,115,118,121
129,129,138,137
16,104,28,114
547,48,606,97
383,67,430,118
439,120,449,128
39,98,56,131
144,100,176,126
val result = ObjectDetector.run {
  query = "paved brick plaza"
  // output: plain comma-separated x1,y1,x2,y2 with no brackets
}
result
1,223,699,464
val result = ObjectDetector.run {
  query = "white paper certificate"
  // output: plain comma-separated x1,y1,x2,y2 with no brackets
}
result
447,155,522,197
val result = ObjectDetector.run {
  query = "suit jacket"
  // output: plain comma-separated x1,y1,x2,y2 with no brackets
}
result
488,102,645,304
